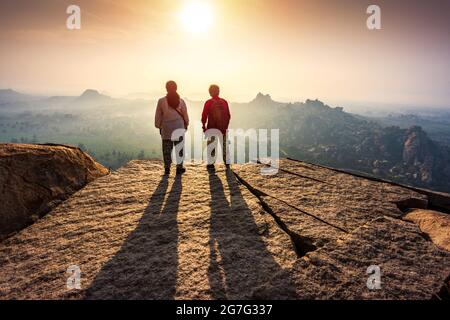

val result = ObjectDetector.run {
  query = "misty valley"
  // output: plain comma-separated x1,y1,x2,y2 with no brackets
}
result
1,89,450,193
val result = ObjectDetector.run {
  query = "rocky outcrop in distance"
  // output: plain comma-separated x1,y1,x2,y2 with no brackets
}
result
271,100,450,193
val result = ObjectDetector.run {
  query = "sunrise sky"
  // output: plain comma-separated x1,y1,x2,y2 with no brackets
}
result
0,0,449,107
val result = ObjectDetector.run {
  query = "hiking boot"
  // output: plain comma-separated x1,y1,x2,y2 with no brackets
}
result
207,164,215,171
176,167,186,175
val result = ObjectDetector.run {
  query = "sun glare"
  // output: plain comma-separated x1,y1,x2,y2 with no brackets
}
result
179,1,214,34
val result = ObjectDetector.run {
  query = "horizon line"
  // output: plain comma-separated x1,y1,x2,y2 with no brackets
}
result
2,88,450,110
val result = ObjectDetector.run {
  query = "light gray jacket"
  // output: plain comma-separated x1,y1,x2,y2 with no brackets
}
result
155,97,189,140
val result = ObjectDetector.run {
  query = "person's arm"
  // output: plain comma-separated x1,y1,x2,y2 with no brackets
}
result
223,99,231,128
155,99,163,129
201,101,210,132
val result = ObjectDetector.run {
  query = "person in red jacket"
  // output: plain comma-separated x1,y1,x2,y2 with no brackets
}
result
202,84,231,169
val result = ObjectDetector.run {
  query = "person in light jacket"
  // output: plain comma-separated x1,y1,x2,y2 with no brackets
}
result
155,81,189,175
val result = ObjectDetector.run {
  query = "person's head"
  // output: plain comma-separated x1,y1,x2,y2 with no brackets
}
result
165,80,180,109
209,84,220,98
166,80,178,94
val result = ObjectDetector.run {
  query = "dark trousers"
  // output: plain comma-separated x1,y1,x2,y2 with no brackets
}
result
162,137,184,169
207,135,228,165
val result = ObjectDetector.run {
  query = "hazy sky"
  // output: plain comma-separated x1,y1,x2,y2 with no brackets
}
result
0,0,449,107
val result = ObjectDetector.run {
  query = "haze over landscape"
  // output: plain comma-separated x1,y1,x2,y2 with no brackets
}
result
1,0,449,107
0,0,450,192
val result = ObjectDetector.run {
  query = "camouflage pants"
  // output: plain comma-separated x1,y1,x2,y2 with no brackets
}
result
207,135,229,165
162,137,184,169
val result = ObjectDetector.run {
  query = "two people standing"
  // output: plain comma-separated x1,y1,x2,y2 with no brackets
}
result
155,81,231,175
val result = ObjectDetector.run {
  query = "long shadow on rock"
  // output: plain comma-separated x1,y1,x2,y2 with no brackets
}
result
85,175,182,300
207,169,296,299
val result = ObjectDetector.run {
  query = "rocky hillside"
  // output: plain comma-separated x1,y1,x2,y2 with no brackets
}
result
271,100,450,193
0,144,109,240
0,158,449,300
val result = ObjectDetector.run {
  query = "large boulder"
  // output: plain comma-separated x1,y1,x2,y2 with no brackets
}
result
404,209,450,252
0,143,109,239
402,126,434,184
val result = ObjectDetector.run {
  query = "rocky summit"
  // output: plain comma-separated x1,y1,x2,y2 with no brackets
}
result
0,153,449,300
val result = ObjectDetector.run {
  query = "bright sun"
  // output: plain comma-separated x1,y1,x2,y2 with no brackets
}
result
179,1,214,34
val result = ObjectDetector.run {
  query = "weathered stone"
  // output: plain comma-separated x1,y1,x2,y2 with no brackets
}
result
233,159,427,234
0,162,297,299
0,159,449,300
254,216,450,299
0,143,109,239
404,209,450,251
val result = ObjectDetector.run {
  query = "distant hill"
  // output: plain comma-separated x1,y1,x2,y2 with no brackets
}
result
370,113,450,145
40,89,119,110
0,89,114,109
0,89,38,104
249,92,283,107
75,89,112,104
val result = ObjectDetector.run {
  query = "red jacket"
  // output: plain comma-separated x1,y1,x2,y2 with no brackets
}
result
201,96,231,134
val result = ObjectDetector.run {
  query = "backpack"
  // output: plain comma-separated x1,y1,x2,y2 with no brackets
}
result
208,99,228,132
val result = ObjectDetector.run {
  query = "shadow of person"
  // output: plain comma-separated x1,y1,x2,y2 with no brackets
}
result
207,169,296,299
85,174,182,300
